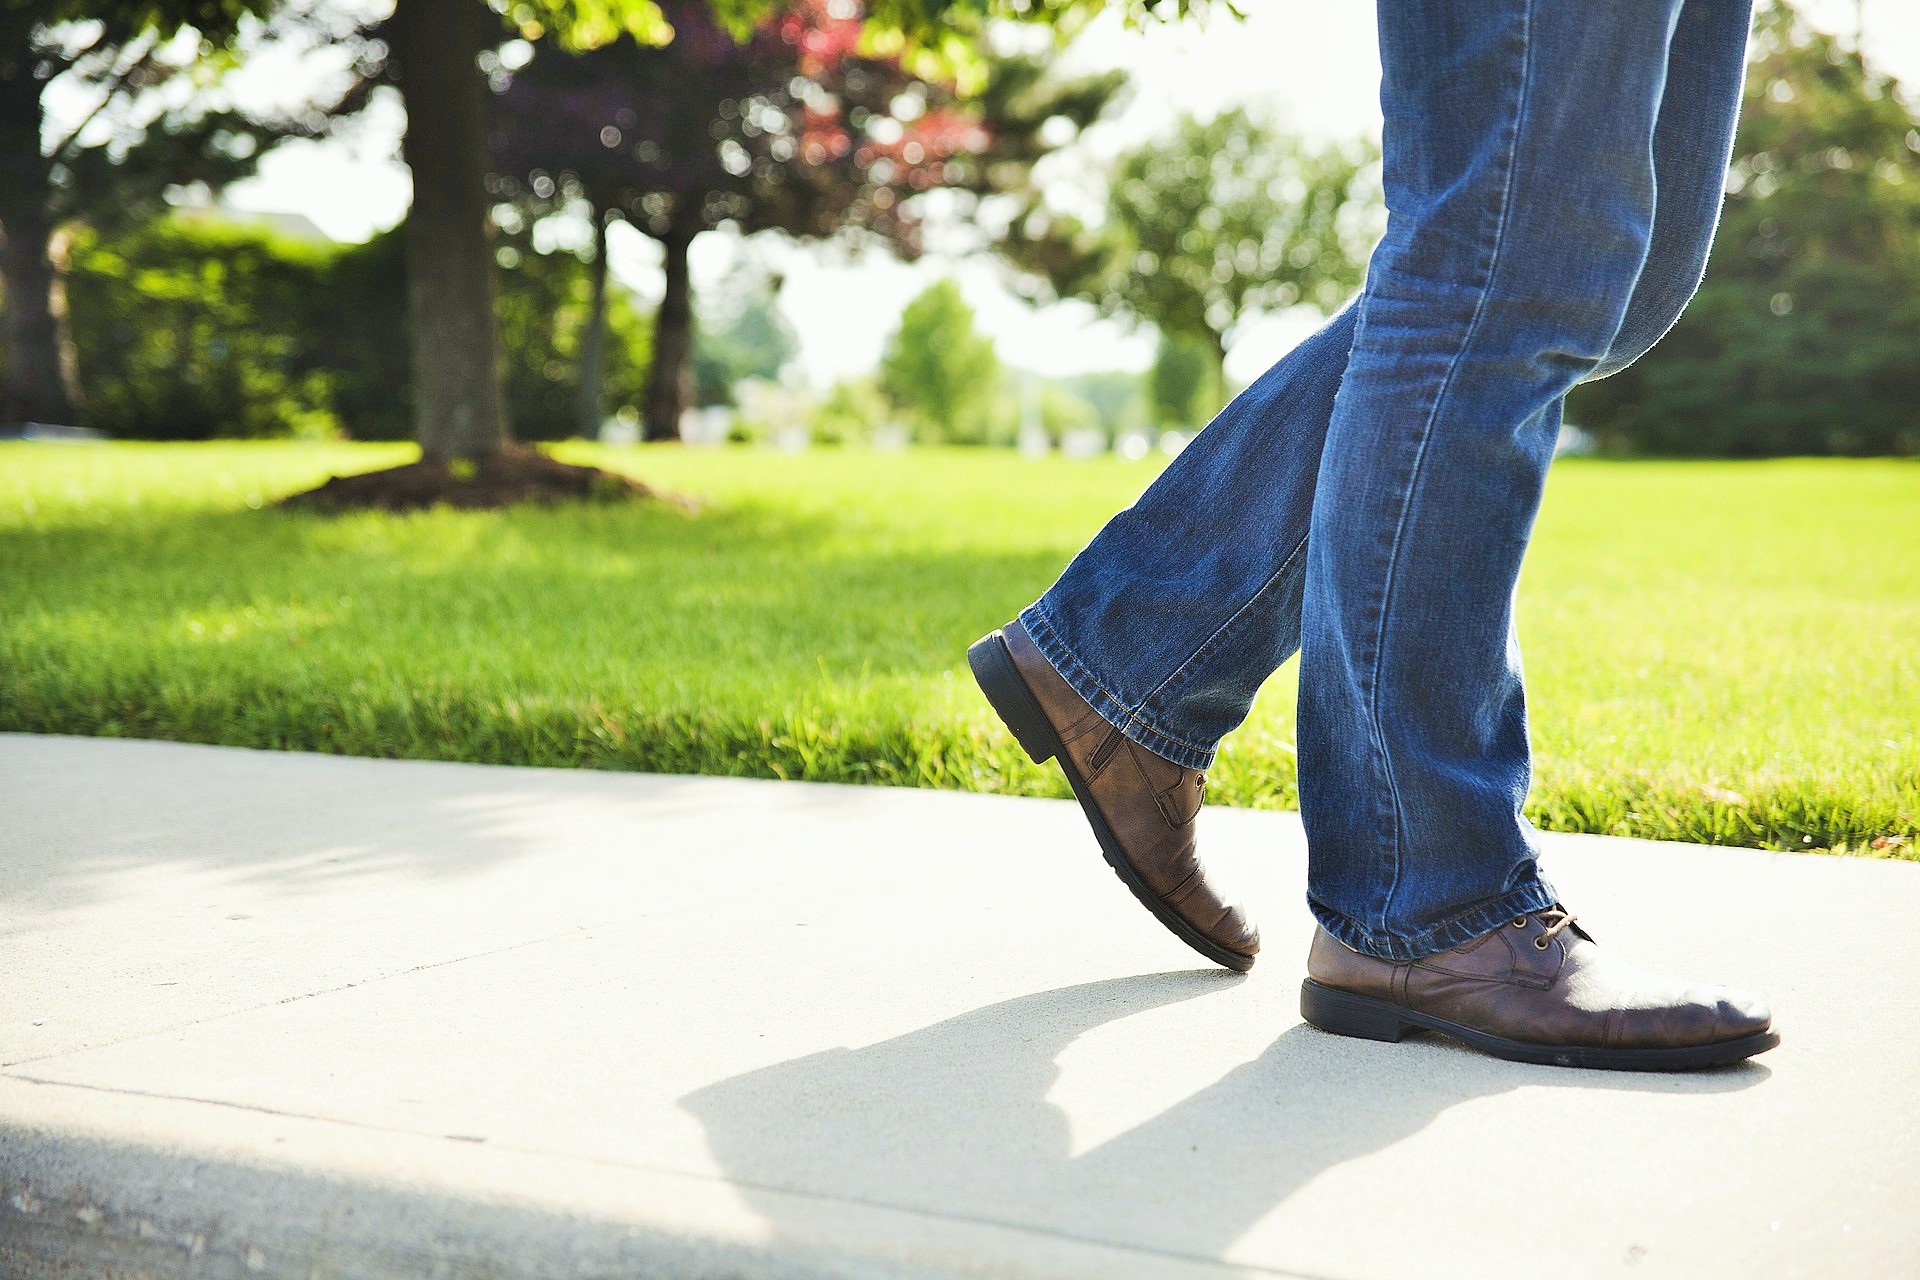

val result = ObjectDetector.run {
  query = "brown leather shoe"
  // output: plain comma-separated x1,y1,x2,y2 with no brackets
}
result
1301,905,1777,1070
967,621,1259,971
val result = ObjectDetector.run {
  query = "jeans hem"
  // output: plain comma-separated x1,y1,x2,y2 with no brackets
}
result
1016,602,1218,772
1309,875,1558,961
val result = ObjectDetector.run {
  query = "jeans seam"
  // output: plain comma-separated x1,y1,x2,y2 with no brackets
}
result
1136,530,1311,720
1362,0,1536,935
1021,602,1216,766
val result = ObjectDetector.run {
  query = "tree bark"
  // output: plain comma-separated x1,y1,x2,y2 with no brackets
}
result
642,222,696,443
0,52,75,427
575,211,610,441
390,0,509,461
0,204,76,427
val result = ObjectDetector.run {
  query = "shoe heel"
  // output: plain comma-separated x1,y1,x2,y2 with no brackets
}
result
1300,979,1412,1043
966,631,1058,764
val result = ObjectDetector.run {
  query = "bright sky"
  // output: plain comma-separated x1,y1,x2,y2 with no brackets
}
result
136,2,1920,385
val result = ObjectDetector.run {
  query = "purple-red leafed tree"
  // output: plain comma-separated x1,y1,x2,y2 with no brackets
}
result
490,0,1004,441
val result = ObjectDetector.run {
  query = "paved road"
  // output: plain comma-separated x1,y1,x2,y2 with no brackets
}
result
2,734,1915,1279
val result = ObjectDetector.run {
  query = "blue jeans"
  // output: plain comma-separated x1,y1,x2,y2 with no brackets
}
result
1018,0,1754,960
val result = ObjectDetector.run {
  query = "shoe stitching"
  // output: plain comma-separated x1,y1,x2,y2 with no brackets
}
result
1162,864,1204,908
1153,775,1201,828
1086,724,1126,777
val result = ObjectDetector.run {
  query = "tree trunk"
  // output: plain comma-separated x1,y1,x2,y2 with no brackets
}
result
390,0,508,461
642,223,696,443
0,204,76,427
575,211,610,441
0,57,75,427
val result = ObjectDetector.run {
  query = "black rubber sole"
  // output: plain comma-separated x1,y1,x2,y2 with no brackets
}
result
968,628,1255,974
1300,978,1780,1071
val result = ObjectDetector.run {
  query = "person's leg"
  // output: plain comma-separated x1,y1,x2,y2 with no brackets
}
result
1597,0,1756,380
1294,0,1771,1069
1296,0,1751,959
1016,304,1356,771
1017,0,1750,777
976,0,1756,988
971,305,1354,970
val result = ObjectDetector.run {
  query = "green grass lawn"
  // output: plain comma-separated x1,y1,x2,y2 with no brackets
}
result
3,441,1915,856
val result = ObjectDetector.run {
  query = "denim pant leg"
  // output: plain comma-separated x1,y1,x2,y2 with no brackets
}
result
1299,0,1724,959
1020,304,1358,771
1598,0,1756,381
1020,0,1751,958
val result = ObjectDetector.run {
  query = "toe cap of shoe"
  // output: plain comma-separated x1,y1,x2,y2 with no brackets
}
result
1711,988,1773,1040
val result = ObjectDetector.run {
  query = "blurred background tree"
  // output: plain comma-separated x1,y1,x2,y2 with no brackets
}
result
5,0,1278,478
61,217,339,440
1036,381,1100,444
490,0,984,441
694,272,801,409
0,0,371,426
61,215,657,441
1004,105,1377,367
879,277,1000,443
490,8,1122,441
1571,0,1920,456
1148,329,1222,430
299,0,1144,503
492,230,659,438
806,373,889,446
20,0,1914,464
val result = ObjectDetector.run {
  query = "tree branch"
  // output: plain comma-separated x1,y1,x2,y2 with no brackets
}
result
48,32,159,161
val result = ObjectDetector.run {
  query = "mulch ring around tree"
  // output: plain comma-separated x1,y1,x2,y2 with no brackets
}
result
281,446,690,513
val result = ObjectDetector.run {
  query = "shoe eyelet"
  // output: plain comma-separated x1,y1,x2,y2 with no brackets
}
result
1533,936,1550,950
1511,917,1529,928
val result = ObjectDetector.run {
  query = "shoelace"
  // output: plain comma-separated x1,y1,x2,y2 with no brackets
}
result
1514,905,1578,949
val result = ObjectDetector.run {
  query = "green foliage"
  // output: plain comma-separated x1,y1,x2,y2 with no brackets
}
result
33,0,270,42
694,290,800,407
494,238,656,437
809,376,889,446
1570,2,1920,456
1058,369,1147,436
524,0,1246,54
1008,105,1377,355
16,3,382,233
1148,329,1222,429
998,368,1147,443
64,219,340,439
306,229,412,441
2,443,1914,856
61,214,652,441
1036,384,1099,443
879,278,1001,443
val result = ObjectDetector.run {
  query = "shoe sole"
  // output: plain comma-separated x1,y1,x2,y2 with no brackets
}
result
968,628,1256,974
1300,978,1780,1071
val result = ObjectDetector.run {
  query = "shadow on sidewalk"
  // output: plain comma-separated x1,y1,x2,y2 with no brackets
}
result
681,970,1768,1266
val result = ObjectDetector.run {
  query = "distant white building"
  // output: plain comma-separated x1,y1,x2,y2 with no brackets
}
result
170,201,334,245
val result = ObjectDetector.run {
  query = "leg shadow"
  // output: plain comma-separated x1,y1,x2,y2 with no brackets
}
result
680,971,1768,1265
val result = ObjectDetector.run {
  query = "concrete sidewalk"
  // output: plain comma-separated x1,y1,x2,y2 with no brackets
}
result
1,734,1914,1279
